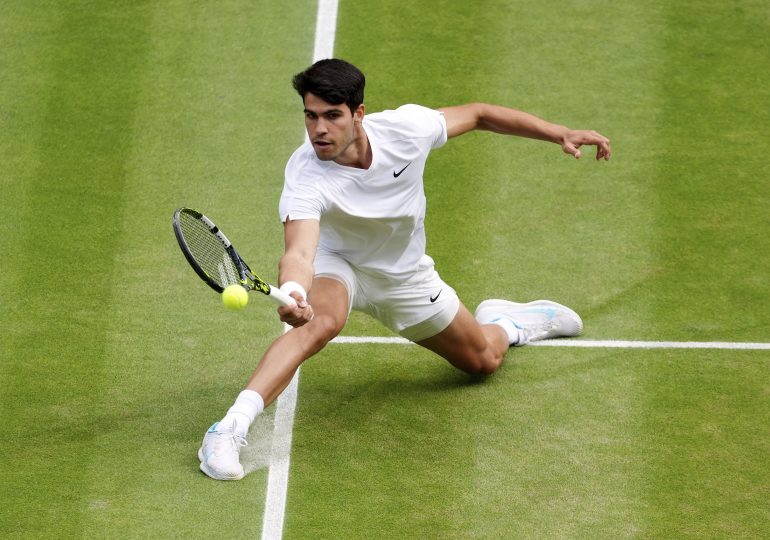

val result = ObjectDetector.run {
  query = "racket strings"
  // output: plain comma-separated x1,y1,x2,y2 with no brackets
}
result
178,213,240,288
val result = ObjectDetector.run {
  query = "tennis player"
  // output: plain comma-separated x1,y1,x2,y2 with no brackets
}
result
199,59,611,480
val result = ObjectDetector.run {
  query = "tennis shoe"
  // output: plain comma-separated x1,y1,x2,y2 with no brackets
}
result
198,421,247,481
475,299,583,345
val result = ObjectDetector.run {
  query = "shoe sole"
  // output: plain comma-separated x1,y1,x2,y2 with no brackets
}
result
475,299,583,337
198,447,245,481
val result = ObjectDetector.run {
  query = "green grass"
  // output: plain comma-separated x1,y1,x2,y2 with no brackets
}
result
2,0,769,538
1,1,311,537
289,346,769,537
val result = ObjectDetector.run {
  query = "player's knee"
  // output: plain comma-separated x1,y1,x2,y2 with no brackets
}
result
456,361,496,376
304,313,343,351
453,349,502,376
473,357,502,376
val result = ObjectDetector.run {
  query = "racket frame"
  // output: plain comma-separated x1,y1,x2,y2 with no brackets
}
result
172,208,295,306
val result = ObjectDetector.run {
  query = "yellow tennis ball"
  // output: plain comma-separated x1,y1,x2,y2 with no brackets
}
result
222,284,249,311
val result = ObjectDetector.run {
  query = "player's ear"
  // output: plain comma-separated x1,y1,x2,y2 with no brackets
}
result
352,103,365,122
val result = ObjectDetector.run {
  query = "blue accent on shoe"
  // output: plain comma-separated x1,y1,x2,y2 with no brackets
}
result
491,315,524,330
207,422,219,433
518,307,557,320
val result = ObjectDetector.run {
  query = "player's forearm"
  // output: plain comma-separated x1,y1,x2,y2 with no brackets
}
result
280,218,319,295
476,103,568,144
278,253,314,293
441,103,569,143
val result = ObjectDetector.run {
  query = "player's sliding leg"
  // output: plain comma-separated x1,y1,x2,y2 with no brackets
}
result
198,277,349,481
245,277,349,404
474,299,583,345
417,299,583,376
416,304,510,375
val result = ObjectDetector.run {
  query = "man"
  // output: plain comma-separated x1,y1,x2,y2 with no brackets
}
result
198,59,611,480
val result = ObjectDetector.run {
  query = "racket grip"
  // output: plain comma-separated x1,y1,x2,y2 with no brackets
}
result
267,286,297,307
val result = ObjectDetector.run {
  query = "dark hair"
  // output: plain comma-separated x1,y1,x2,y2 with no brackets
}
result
292,59,365,113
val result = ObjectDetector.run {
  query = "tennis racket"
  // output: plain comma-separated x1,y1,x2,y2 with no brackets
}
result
172,207,295,307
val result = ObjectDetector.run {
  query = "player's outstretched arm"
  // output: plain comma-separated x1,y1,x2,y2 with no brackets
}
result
439,103,611,161
277,218,319,326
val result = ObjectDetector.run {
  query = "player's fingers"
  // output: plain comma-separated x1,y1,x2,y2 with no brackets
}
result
563,142,581,159
288,290,307,307
278,303,301,323
279,312,303,327
597,138,611,161
280,302,314,326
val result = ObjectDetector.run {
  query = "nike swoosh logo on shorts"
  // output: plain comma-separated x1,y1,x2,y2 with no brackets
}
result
430,290,442,303
393,162,411,177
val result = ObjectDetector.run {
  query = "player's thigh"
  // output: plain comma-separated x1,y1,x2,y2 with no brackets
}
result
415,303,499,373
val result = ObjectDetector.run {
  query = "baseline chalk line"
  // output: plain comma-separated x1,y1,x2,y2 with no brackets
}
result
261,2,339,540
330,336,770,350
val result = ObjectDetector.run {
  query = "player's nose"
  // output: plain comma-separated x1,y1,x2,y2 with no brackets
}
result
314,118,329,136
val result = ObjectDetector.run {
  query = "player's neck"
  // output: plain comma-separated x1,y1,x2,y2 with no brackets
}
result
334,122,372,170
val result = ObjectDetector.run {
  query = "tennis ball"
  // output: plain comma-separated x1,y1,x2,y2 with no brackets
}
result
222,284,249,311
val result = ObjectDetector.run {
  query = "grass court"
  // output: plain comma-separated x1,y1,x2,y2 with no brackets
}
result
1,1,769,538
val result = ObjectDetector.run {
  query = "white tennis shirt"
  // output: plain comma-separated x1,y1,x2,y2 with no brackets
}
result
279,104,448,281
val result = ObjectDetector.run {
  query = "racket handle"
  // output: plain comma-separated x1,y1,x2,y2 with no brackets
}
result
267,285,297,307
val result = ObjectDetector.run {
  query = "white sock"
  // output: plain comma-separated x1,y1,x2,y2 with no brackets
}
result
222,390,265,437
490,318,521,346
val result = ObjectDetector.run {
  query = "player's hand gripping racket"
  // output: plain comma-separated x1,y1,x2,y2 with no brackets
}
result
172,207,295,307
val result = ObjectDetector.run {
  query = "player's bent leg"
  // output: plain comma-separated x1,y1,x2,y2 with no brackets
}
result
246,276,349,405
199,277,349,481
416,304,509,375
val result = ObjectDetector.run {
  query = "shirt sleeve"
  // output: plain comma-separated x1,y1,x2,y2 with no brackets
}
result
433,110,449,149
278,191,321,222
396,104,448,150
279,147,323,222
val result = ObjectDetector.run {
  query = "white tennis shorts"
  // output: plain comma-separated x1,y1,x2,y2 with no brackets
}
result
314,251,460,342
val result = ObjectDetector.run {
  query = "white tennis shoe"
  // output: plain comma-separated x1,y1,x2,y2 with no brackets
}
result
475,299,583,345
198,421,247,480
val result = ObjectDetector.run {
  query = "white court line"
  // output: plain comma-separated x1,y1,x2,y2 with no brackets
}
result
531,340,770,350
260,2,338,540
313,0,338,64
330,336,770,350
260,364,299,540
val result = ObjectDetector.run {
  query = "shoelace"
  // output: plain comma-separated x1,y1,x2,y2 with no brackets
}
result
515,319,558,343
210,431,248,455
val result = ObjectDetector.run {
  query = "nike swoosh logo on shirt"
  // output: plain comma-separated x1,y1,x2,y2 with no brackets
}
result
430,290,442,303
393,162,411,177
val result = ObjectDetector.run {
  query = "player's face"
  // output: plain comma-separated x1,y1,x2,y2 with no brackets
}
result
303,93,364,163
